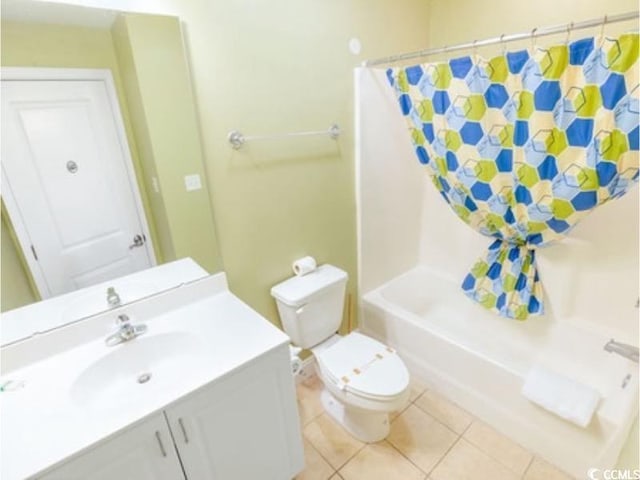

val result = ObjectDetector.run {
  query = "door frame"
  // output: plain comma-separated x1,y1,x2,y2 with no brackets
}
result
1,67,157,298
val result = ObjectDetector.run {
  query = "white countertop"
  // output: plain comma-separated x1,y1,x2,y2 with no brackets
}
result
0,273,290,480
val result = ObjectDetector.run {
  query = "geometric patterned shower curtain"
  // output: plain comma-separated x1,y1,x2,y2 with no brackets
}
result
388,34,639,320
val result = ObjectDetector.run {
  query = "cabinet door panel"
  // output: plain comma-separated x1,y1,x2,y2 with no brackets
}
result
37,414,185,480
166,347,303,480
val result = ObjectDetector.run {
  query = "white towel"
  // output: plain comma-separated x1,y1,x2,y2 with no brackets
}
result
522,365,600,428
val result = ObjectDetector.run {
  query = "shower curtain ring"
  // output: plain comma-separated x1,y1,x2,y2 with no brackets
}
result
530,27,538,52
565,22,573,44
599,14,608,43
500,33,507,55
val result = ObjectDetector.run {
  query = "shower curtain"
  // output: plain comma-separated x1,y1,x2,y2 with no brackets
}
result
388,34,639,320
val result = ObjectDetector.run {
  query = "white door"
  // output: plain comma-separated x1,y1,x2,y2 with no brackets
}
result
1,72,154,298
164,350,304,480
37,414,185,480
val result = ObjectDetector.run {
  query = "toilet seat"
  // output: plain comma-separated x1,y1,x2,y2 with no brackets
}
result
315,332,409,401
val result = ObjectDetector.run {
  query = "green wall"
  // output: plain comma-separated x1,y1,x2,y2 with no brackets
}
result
1,213,38,311
112,14,221,273
160,0,432,330
1,1,432,328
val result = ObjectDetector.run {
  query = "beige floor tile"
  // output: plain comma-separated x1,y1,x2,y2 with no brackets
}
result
297,375,325,426
408,375,428,403
414,390,473,434
523,457,575,480
329,474,344,480
389,374,429,422
463,421,533,476
389,408,406,422
304,413,364,469
430,439,520,480
339,441,426,480
296,438,336,480
387,404,458,474
389,400,412,422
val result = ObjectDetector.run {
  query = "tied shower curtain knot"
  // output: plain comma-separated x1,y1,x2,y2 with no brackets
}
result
462,240,542,320
387,33,640,320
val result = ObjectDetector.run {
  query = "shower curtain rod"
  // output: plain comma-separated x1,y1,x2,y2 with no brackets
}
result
363,11,639,67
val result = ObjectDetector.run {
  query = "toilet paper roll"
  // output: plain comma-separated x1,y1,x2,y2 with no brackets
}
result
292,256,317,276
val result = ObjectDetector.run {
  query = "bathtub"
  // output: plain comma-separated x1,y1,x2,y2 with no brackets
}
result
361,266,639,478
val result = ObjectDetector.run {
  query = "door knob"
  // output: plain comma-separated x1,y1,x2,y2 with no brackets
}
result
129,234,146,249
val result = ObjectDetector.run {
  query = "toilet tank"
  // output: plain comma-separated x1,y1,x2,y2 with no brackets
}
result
271,265,348,349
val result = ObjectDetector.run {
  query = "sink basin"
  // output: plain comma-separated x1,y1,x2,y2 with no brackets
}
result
71,332,208,410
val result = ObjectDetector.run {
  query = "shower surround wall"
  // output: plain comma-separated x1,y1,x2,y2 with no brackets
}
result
355,67,639,477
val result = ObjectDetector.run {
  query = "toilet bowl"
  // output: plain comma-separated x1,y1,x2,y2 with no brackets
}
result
313,332,410,442
271,264,410,442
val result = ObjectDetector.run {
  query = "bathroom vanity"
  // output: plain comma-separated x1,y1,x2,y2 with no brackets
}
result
0,272,304,480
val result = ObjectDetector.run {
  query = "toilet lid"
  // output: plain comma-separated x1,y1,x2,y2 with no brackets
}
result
316,332,409,399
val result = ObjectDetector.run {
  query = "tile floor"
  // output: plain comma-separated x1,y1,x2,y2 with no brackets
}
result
294,374,576,480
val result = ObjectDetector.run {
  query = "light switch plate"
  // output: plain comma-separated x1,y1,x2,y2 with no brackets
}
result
151,176,160,193
184,174,202,192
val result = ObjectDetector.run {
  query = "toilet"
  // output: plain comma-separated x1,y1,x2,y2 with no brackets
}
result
271,264,410,442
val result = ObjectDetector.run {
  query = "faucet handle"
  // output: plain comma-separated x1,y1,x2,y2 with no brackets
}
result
107,286,121,307
116,314,130,324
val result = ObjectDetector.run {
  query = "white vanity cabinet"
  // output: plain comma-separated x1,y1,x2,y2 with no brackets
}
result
165,347,302,480
37,414,185,480
36,346,303,480
2,273,305,480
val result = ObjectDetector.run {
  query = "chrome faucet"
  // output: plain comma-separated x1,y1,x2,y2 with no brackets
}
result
105,314,147,347
604,339,639,363
106,287,121,308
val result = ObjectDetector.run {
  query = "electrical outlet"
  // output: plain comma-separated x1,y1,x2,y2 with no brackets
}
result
184,174,202,192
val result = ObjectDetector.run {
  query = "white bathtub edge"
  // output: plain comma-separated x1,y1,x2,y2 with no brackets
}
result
361,287,638,479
